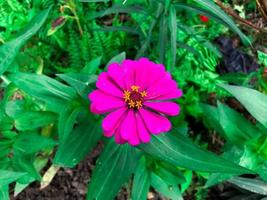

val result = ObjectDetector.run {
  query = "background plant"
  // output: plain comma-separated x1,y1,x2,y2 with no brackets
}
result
0,0,267,199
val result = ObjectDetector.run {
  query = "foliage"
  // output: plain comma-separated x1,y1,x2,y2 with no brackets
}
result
0,0,267,199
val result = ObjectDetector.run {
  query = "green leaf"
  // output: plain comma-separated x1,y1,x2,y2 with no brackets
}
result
169,5,177,68
220,84,267,128
191,0,250,45
258,51,267,66
8,73,77,111
201,103,225,137
81,56,102,74
88,5,146,20
58,102,83,141
12,154,41,181
0,170,26,187
105,52,126,68
150,172,183,200
139,133,251,174
217,102,260,145
0,8,51,76
53,117,102,168
57,73,97,95
228,177,267,195
0,185,9,200
87,141,138,200
14,133,56,154
132,157,150,200
14,111,57,131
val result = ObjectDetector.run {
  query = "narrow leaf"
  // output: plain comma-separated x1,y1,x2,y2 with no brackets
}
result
87,142,138,200
220,84,267,128
0,8,51,76
139,133,252,174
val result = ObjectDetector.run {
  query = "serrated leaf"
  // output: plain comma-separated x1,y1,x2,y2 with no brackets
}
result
54,117,102,168
0,8,51,76
139,133,252,174
220,84,267,128
87,141,138,200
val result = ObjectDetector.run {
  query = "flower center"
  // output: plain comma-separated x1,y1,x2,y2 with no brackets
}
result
123,85,147,109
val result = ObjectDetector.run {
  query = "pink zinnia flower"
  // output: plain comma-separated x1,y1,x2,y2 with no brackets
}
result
88,58,182,146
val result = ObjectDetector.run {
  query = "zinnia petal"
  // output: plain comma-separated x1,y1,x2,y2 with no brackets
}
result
136,113,151,143
144,102,180,116
119,110,140,145
139,108,171,135
107,63,125,89
96,72,123,98
89,90,125,114
102,107,128,134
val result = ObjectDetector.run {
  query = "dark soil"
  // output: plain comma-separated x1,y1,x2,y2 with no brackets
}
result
12,143,103,200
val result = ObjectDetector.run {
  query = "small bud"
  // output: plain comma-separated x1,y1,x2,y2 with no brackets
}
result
199,15,209,23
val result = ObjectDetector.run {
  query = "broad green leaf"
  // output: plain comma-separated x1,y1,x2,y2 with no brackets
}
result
87,141,138,200
139,133,251,174
57,73,97,95
0,170,26,186
8,73,77,111
0,8,51,76
217,102,260,145
58,102,83,141
54,117,102,168
81,56,102,74
14,111,57,131
169,5,177,68
229,177,267,195
150,172,183,200
192,0,250,45
13,154,42,181
105,52,126,68
0,185,9,200
14,133,56,154
220,84,267,128
132,157,150,200
14,156,48,196
201,103,225,137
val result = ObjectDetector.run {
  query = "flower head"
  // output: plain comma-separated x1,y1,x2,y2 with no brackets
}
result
199,15,209,23
88,58,182,146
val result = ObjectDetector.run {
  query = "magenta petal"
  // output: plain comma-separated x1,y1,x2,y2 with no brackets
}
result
120,110,139,143
115,130,127,144
89,90,125,114
153,88,183,100
139,108,171,135
107,63,125,90
144,102,180,116
121,60,136,89
96,72,123,98
135,58,165,89
102,107,127,133
136,112,151,143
